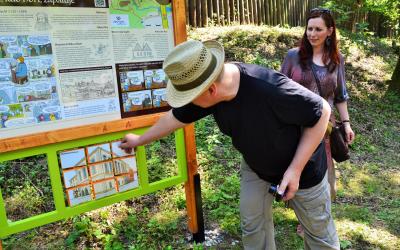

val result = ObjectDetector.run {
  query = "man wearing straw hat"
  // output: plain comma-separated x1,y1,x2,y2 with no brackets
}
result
120,40,339,250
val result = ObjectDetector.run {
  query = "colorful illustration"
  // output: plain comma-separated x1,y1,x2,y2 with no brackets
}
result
32,99,61,123
110,0,171,29
0,35,59,129
0,103,24,128
93,179,117,199
10,54,28,85
67,185,92,206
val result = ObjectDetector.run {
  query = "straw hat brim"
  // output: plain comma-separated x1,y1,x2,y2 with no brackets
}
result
166,40,225,108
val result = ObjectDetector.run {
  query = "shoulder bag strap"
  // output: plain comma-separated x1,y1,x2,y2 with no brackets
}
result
309,62,323,96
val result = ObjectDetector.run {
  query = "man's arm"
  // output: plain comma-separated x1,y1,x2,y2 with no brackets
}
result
119,110,187,154
278,99,331,201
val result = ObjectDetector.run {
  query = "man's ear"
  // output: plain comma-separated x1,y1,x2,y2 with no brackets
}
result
208,83,218,96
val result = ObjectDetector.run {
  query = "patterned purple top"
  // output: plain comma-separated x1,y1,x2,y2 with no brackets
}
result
280,48,349,110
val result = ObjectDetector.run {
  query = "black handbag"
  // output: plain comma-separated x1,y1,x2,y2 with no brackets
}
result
329,121,350,162
310,64,350,162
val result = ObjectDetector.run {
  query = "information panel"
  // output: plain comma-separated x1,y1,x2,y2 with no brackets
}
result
0,0,174,139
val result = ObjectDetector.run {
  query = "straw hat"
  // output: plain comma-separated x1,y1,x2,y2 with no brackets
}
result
163,40,225,108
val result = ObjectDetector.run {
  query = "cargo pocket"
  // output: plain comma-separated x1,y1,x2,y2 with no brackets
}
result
302,189,331,236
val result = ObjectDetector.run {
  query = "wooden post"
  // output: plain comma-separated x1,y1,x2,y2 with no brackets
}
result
183,124,203,238
172,0,204,239
0,240,3,250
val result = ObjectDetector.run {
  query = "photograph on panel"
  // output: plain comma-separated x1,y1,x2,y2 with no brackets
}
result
89,161,114,181
113,156,137,176
62,166,90,188
111,140,135,158
122,89,152,112
151,69,167,89
120,70,145,92
152,88,167,108
59,148,86,169
93,179,117,199
67,185,92,206
116,174,139,192
87,143,112,164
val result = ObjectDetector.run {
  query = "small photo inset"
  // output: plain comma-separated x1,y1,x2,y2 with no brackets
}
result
113,157,137,176
123,90,152,112
87,143,112,163
116,173,139,192
152,88,168,108
143,70,153,89
59,148,86,169
93,179,117,199
89,161,114,181
151,69,167,88
121,70,145,91
63,166,90,188
111,140,135,158
67,185,92,206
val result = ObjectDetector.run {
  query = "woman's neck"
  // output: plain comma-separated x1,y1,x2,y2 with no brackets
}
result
312,45,324,56
312,45,325,66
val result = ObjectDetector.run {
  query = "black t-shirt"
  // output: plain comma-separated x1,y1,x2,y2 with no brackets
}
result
173,63,327,189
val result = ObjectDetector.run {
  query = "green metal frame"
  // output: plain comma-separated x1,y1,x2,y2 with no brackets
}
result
0,128,187,238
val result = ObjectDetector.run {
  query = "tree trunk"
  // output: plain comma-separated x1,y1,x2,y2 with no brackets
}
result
201,0,207,27
388,55,400,94
188,0,195,26
196,0,201,27
224,0,230,25
213,0,220,25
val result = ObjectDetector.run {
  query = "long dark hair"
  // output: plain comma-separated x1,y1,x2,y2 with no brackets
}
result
299,9,340,72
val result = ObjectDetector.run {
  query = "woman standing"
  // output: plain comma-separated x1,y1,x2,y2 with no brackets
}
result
281,8,355,236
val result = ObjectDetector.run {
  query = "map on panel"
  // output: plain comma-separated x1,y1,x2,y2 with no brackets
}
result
109,0,171,29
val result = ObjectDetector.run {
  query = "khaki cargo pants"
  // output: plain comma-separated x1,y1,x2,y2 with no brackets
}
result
240,160,340,250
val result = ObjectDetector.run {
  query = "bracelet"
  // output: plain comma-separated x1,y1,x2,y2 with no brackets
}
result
341,119,350,123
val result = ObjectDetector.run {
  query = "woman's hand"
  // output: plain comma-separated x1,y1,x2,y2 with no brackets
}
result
344,123,355,144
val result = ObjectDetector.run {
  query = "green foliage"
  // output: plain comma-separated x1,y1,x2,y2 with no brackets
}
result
3,25,400,249
146,134,178,183
324,0,400,36
5,184,45,221
0,154,54,221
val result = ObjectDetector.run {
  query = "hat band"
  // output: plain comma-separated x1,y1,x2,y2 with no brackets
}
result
172,54,217,91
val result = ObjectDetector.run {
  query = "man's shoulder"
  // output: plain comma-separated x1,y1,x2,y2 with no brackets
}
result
236,63,283,85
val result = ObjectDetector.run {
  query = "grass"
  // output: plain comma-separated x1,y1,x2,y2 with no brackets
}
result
1,25,399,249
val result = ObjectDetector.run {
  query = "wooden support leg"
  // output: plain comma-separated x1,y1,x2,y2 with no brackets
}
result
183,124,205,243
192,173,205,242
0,239,3,250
